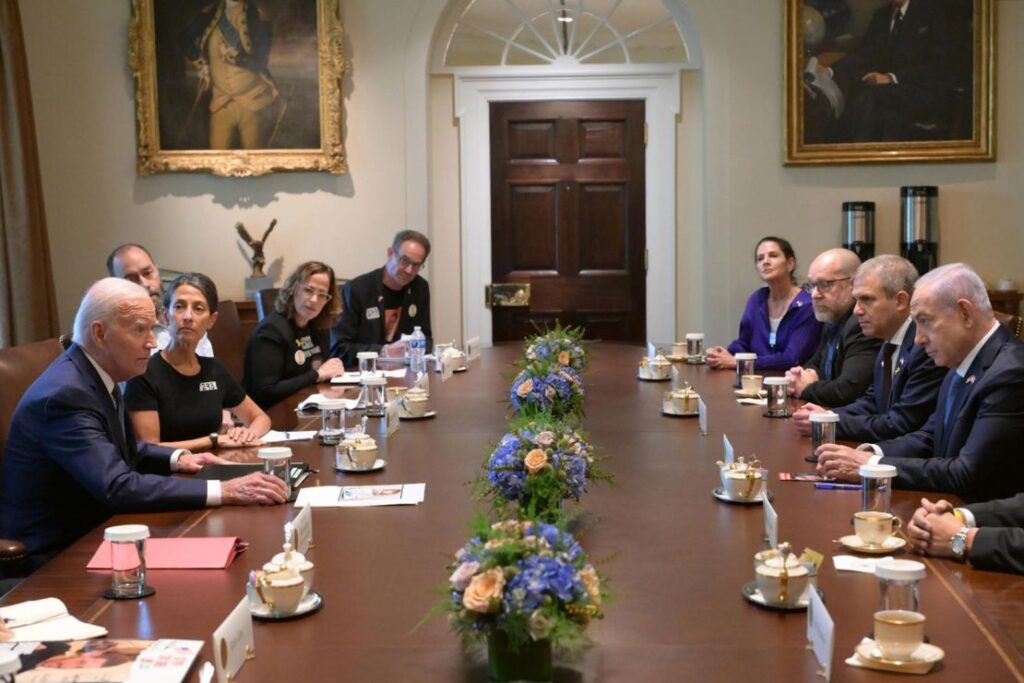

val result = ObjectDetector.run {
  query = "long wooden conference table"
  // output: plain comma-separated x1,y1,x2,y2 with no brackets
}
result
3,343,1024,681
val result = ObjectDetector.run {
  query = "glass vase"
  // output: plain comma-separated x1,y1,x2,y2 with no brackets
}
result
487,631,552,682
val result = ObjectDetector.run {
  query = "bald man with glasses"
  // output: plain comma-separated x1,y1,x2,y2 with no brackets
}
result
330,230,433,368
785,248,882,408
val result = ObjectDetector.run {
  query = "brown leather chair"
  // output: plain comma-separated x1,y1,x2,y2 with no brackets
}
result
255,288,279,321
993,311,1024,341
207,300,246,382
0,338,64,577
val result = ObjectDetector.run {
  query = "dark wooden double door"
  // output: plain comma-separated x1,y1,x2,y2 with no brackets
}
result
490,100,646,343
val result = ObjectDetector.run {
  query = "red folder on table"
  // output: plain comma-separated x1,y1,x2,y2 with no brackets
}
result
86,537,245,570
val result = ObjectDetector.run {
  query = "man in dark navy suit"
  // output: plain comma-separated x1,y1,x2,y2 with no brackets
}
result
817,263,1024,503
827,0,954,141
908,495,1024,575
0,278,287,570
793,255,944,442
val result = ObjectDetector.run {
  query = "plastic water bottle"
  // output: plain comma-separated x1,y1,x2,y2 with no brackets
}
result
409,326,427,374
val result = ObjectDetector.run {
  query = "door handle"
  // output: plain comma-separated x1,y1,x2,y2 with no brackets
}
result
485,283,531,308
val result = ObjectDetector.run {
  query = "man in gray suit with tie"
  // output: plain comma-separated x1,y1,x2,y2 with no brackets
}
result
816,263,1024,503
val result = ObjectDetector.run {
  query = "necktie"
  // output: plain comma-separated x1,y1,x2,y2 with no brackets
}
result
823,326,839,381
890,9,904,36
112,384,127,445
943,373,965,430
880,343,898,410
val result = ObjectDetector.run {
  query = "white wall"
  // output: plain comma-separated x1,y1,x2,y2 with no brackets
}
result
20,0,1024,349
678,0,1024,344
19,0,443,337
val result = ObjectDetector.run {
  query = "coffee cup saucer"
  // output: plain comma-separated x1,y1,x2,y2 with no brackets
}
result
335,458,386,473
733,388,766,398
399,410,437,420
664,353,687,362
851,639,944,673
838,534,906,554
637,372,671,382
712,486,772,505
740,581,820,611
661,406,699,418
251,589,324,621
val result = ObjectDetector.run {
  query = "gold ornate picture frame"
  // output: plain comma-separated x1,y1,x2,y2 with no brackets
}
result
785,0,994,165
130,0,346,176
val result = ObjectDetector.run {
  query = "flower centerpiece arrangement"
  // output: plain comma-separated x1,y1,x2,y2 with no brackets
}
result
509,365,584,419
441,518,605,681
523,324,588,375
483,416,610,521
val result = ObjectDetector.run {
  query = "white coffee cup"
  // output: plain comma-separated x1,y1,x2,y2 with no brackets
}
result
723,469,765,501
255,569,306,615
755,564,809,608
874,610,926,661
853,510,902,546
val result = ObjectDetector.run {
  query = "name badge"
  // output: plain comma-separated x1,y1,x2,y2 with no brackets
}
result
292,505,313,554
212,597,255,683
199,381,218,392
366,306,380,320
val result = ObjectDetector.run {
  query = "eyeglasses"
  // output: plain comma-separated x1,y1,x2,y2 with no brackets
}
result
396,253,425,270
299,285,333,301
802,277,851,294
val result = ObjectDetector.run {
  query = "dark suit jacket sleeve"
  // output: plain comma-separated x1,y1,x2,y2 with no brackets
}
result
800,318,881,408
965,493,1024,574
45,388,207,512
330,279,382,366
880,371,1024,502
836,346,945,442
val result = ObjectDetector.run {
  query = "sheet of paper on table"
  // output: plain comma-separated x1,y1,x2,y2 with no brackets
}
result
296,394,360,411
294,483,426,508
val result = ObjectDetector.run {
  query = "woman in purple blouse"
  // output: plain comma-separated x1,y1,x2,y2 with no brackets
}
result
706,236,822,371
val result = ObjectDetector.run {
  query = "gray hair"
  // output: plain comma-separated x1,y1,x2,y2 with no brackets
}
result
72,277,151,345
916,263,993,317
391,229,431,258
855,255,919,298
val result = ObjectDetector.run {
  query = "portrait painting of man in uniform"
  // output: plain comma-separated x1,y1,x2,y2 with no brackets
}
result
785,0,994,165
130,0,347,176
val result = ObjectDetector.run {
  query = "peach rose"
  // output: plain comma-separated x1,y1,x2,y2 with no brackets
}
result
524,448,549,475
462,568,505,613
580,566,601,606
516,378,534,397
558,350,570,365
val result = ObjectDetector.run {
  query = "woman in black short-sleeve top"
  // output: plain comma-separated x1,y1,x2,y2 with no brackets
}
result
127,273,270,451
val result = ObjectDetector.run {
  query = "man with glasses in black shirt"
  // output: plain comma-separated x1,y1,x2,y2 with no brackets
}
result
330,230,433,368
785,248,881,408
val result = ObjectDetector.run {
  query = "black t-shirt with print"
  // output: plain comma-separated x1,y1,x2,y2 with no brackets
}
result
125,353,246,442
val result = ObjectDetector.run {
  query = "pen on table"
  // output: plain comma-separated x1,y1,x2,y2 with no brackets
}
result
814,482,861,491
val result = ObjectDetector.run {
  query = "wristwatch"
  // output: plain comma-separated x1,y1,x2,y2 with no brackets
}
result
950,526,970,561
209,432,219,449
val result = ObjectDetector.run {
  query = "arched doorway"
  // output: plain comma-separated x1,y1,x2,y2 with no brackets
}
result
411,0,703,346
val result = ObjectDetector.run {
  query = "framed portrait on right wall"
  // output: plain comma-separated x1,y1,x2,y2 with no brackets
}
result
785,0,995,165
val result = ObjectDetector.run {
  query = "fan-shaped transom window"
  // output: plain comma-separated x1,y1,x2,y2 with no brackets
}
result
442,0,687,68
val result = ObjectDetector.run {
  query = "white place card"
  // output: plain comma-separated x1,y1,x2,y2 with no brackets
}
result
646,341,656,358
723,434,734,465
385,399,401,437
212,597,254,683
698,398,708,436
806,587,834,681
465,336,481,360
440,352,454,382
292,504,313,554
671,365,681,389
763,496,778,549
414,371,430,396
